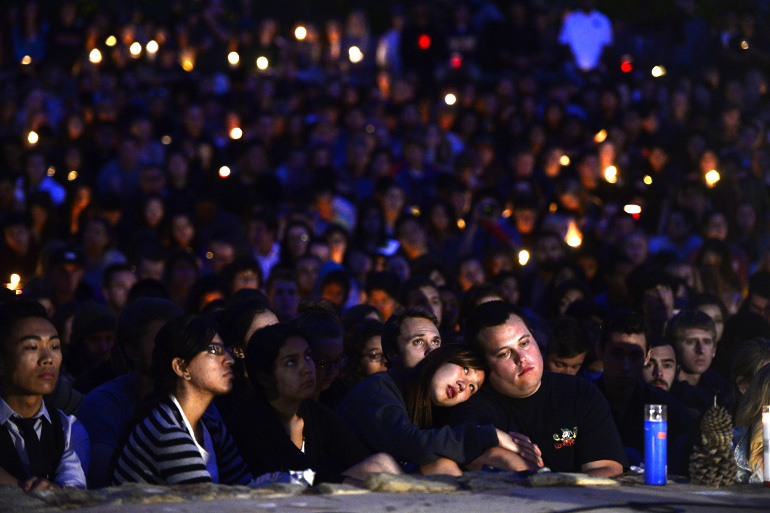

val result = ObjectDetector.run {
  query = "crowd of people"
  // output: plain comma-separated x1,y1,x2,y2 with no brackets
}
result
2,0,770,491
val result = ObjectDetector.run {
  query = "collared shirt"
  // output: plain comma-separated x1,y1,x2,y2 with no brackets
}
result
0,396,88,488
254,242,281,281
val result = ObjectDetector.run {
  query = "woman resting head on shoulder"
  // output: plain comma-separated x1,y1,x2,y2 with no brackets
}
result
243,322,403,484
113,315,250,485
339,318,387,387
404,344,487,429
404,344,544,476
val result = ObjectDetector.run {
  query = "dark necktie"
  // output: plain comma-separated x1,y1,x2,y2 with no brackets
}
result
10,416,47,479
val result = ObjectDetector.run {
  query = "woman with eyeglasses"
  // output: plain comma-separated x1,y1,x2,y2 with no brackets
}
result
113,315,251,485
227,322,402,484
339,319,387,387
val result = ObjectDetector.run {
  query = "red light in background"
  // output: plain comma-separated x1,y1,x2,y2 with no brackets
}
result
621,61,632,73
450,54,462,69
418,34,431,50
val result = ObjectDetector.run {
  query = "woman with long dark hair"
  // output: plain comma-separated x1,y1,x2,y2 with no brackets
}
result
338,337,543,475
226,323,402,484
113,315,250,485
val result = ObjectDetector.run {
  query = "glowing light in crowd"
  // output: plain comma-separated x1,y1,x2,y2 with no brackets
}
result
604,165,618,183
219,166,231,178
418,34,431,50
89,49,102,64
705,169,720,187
161,135,172,145
651,65,666,78
741,40,749,50
68,171,78,181
349,46,363,63
624,204,642,215
594,130,607,143
129,42,142,57
559,155,570,166
230,127,242,140
644,175,653,185
565,220,582,248
295,26,307,40
256,57,269,70
206,252,214,259
518,250,530,266
146,40,159,54
8,274,21,291
228,52,239,65
21,55,31,65
182,59,194,71
445,93,457,106
457,219,466,229
410,206,420,216
28,131,38,144
106,35,117,47
549,203,558,213
47,167,55,177
502,208,512,218
621,61,632,73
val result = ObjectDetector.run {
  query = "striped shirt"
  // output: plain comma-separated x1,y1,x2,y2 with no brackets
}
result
113,397,250,485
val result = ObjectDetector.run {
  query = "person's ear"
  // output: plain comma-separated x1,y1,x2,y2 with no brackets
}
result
172,358,189,380
737,377,748,395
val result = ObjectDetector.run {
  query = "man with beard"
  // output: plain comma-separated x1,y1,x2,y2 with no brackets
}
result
642,339,709,419
593,310,690,471
76,299,182,488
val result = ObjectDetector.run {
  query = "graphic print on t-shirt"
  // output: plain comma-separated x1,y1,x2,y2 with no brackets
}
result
552,427,578,449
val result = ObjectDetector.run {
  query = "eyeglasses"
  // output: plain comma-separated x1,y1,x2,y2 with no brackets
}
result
313,355,348,370
205,343,233,356
361,351,385,363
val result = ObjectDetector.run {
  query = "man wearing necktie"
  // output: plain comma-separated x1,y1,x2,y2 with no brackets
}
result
0,299,87,491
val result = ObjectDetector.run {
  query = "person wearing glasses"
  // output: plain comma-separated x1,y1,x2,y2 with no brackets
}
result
227,322,402,484
113,315,250,485
339,319,387,388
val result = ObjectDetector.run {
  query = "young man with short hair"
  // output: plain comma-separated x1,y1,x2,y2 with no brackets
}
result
544,317,590,376
0,299,87,490
450,301,627,477
665,309,732,409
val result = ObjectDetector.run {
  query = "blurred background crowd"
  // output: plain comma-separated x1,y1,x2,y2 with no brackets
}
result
1,0,770,390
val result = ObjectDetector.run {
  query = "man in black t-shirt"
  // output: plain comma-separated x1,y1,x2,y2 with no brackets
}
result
449,301,627,476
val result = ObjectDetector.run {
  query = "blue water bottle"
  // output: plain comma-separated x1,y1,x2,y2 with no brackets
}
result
644,404,667,485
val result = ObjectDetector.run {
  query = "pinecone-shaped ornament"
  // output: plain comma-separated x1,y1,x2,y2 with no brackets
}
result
689,400,737,486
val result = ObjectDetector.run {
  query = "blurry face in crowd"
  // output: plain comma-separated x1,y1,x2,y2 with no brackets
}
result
544,351,585,376
368,289,399,321
359,335,387,376
642,344,677,391
232,269,260,293
268,280,299,321
457,259,485,292
104,270,137,313
599,332,649,392
430,363,484,407
208,241,235,275
396,317,441,369
295,257,321,295
674,328,715,377
312,336,345,395
695,304,724,342
478,315,543,398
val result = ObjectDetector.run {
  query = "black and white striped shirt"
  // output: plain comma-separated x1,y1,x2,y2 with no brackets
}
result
113,397,250,485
